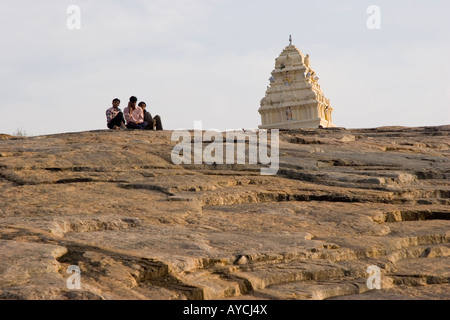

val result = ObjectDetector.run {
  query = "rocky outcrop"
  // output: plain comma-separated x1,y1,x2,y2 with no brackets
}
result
0,126,449,300
0,134,14,141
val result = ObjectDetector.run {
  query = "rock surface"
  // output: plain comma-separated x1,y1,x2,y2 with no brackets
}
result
0,126,449,300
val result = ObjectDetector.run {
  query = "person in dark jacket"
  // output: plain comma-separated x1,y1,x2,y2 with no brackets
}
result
138,101,163,130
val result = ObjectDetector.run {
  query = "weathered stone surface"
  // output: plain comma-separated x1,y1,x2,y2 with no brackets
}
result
0,126,449,300
0,134,14,141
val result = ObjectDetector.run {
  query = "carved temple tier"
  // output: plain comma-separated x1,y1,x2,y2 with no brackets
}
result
259,40,335,129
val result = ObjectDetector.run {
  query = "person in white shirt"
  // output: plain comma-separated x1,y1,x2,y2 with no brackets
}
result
123,96,147,130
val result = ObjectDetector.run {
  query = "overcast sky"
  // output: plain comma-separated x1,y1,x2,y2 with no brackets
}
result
0,0,449,136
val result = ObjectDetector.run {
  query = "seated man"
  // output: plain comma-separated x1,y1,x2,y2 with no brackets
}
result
106,98,127,130
139,101,163,131
123,96,148,130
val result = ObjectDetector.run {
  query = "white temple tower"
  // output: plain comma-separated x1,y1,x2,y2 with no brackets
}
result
259,37,335,129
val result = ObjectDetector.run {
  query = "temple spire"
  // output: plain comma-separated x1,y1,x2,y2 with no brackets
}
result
258,39,336,129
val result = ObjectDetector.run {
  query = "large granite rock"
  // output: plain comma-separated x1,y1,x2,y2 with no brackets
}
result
0,126,448,300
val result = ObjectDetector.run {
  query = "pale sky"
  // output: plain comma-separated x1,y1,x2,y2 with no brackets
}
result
0,0,449,136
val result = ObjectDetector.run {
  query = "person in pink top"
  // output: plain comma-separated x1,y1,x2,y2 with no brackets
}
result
123,96,148,130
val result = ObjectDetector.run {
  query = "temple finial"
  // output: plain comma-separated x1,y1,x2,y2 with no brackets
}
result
289,35,292,46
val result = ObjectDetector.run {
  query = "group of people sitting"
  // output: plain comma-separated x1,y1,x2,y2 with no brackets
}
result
106,96,163,130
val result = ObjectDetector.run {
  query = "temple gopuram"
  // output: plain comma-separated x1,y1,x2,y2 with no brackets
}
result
259,36,335,129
